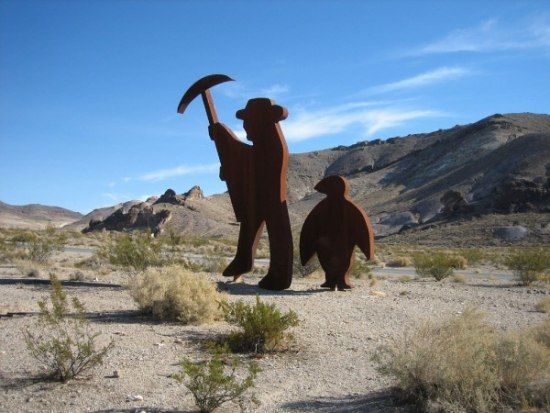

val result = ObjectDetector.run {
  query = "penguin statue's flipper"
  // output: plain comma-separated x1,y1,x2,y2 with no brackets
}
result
299,202,323,265
350,203,375,260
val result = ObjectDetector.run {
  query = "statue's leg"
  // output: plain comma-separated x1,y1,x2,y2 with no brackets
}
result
259,201,293,290
336,250,355,290
222,218,264,278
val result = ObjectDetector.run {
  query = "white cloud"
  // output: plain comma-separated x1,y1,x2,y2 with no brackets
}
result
281,102,442,142
409,17,550,55
221,82,290,100
139,163,220,182
367,67,471,94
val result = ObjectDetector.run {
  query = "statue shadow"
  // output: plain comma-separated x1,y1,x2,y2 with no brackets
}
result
281,390,413,412
85,310,161,325
0,278,122,290
217,281,330,296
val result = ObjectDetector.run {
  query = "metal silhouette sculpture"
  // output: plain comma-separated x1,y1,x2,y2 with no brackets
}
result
178,74,293,290
300,175,374,290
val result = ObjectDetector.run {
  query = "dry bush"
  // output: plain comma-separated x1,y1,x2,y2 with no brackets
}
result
505,247,550,286
99,231,163,270
398,275,414,283
535,297,550,313
221,296,298,354
446,254,467,270
24,275,114,381
413,252,455,281
130,266,225,324
23,227,66,263
386,256,413,267
373,308,550,412
451,274,468,284
173,345,260,413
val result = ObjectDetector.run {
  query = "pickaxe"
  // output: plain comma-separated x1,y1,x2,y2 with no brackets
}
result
177,74,234,125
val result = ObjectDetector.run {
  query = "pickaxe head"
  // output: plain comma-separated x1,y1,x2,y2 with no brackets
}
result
177,74,234,115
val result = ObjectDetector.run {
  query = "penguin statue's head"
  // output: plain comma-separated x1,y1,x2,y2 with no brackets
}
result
314,175,350,198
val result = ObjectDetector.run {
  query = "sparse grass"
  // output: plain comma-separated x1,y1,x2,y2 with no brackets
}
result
413,252,455,281
173,345,260,413
130,266,225,324
386,256,413,267
221,296,298,354
373,308,550,412
369,276,378,287
24,274,114,382
460,247,485,266
535,297,550,313
504,247,550,286
99,231,163,270
397,275,414,283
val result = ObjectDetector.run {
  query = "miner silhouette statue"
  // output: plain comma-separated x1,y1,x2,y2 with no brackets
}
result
300,175,375,290
177,74,293,290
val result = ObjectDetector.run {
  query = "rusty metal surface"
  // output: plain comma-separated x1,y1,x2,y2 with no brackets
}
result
178,76,293,290
300,175,375,290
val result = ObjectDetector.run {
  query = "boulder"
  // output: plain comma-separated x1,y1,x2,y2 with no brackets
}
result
493,226,529,242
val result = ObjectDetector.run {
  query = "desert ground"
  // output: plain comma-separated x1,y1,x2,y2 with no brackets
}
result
0,239,548,413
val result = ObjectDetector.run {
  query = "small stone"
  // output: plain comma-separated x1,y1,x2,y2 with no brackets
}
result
174,338,184,344
112,370,120,378
126,395,143,402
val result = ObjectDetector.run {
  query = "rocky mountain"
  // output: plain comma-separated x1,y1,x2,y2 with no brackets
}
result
4,112,548,244
0,201,82,229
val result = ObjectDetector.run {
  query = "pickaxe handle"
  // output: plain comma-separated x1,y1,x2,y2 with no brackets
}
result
201,90,219,125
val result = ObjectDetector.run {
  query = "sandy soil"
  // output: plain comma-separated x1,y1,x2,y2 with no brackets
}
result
0,261,548,413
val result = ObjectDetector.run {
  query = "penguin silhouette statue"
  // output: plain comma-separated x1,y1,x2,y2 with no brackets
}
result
300,175,374,290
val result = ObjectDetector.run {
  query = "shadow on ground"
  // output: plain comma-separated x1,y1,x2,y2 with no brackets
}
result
0,278,123,289
93,409,187,413
281,390,413,412
217,281,331,296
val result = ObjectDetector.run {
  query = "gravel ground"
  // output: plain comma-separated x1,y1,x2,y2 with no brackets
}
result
0,263,548,413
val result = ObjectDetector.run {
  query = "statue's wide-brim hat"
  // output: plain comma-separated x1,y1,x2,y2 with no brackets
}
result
236,98,288,122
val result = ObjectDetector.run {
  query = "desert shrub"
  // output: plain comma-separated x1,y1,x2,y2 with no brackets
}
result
221,296,298,354
24,275,114,382
386,256,413,267
10,229,36,244
446,254,467,270
451,274,468,284
535,297,550,313
460,247,485,266
100,231,163,270
413,252,455,281
201,256,227,274
173,346,260,413
130,266,224,324
350,257,373,279
373,308,550,412
25,228,66,263
504,247,550,286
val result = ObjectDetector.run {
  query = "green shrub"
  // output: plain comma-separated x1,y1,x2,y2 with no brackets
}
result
173,346,260,413
221,296,298,354
100,231,163,270
504,248,550,286
130,266,225,324
25,228,66,263
372,308,550,412
24,275,114,382
413,252,455,281
446,254,467,270
349,256,373,279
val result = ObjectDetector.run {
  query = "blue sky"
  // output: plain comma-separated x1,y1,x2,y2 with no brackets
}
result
1,1,549,213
